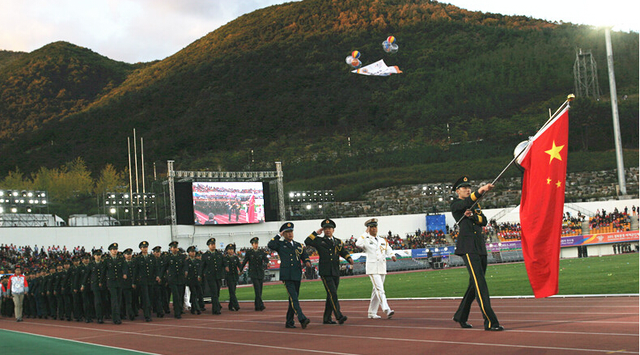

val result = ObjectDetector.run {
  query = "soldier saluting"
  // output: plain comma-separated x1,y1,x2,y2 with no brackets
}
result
268,222,311,329
305,218,353,325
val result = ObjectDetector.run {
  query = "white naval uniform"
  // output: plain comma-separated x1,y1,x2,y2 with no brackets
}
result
356,232,395,317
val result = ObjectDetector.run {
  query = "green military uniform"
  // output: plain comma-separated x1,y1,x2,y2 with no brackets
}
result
451,176,502,331
268,222,311,329
78,254,94,323
71,258,84,321
122,248,136,321
201,238,225,314
185,246,202,315
305,218,352,324
241,237,270,311
223,244,241,311
104,243,125,324
53,265,65,320
165,241,186,319
134,241,156,321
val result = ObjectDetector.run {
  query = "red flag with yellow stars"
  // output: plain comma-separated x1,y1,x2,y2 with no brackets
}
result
517,107,569,298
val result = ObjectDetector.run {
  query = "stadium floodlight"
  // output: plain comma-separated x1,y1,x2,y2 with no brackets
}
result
0,191,4,197
26,206,32,213
11,206,18,213
110,208,117,214
306,204,312,210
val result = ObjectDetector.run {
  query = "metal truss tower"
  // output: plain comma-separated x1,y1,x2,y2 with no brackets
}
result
573,48,600,100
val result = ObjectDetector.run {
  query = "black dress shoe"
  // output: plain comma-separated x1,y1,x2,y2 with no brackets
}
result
453,318,473,328
145,317,152,322
300,318,310,329
338,315,348,325
97,319,104,324
285,324,296,328
323,320,337,324
485,325,505,331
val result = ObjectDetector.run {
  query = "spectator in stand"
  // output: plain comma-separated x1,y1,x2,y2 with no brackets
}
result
9,265,29,322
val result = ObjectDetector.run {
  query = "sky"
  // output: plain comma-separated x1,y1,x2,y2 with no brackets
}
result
1,0,637,63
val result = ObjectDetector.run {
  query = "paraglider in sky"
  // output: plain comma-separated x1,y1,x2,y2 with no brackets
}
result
345,50,362,68
382,36,398,53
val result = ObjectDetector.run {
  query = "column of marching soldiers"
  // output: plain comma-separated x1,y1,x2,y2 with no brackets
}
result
16,237,255,324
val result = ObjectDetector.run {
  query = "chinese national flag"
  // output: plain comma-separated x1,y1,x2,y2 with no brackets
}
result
517,107,569,298
247,195,256,223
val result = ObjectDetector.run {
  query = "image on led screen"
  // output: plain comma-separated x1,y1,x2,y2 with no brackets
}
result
192,182,265,225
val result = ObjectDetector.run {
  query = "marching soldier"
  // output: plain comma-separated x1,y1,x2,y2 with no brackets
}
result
45,265,57,319
450,176,503,331
71,256,85,321
87,250,107,324
122,248,136,321
134,241,156,322
78,253,94,323
166,241,186,319
151,246,167,317
53,263,65,321
356,218,396,319
268,222,311,329
104,242,125,324
241,237,269,311
185,246,202,315
305,218,353,325
62,259,75,321
223,243,241,311
201,238,224,315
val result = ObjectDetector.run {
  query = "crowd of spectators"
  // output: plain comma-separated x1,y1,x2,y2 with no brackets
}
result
405,229,447,249
590,207,633,232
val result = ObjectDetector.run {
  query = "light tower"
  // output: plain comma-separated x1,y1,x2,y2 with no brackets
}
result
573,48,600,100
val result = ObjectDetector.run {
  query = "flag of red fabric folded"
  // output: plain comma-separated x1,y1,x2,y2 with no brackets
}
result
517,107,569,298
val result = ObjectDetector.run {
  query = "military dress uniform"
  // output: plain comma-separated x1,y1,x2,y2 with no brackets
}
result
223,244,241,311
104,243,125,324
185,246,202,315
268,222,311,329
53,265,66,320
241,237,270,311
78,254,95,323
134,241,156,322
450,176,502,331
356,218,396,319
61,261,75,321
201,238,225,314
151,246,167,317
305,219,352,324
122,248,136,321
165,241,186,319
45,267,57,319
71,258,85,321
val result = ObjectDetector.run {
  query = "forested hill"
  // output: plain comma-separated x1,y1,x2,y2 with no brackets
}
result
0,0,638,186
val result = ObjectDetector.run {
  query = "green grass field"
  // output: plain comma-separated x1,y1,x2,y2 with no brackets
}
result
221,253,639,301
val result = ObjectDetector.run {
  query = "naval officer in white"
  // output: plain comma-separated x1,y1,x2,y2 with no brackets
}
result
356,218,396,319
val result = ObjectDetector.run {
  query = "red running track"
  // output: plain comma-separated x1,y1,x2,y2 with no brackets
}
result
1,297,638,355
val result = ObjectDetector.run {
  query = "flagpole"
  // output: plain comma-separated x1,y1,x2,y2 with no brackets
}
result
452,94,574,228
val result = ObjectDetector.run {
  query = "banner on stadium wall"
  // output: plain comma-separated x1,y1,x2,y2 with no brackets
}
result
562,231,639,246
411,246,455,258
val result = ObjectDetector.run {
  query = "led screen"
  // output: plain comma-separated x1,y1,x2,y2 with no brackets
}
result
192,182,265,225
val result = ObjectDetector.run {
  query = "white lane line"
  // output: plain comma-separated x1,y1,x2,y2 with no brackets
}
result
141,322,640,354
0,322,360,355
